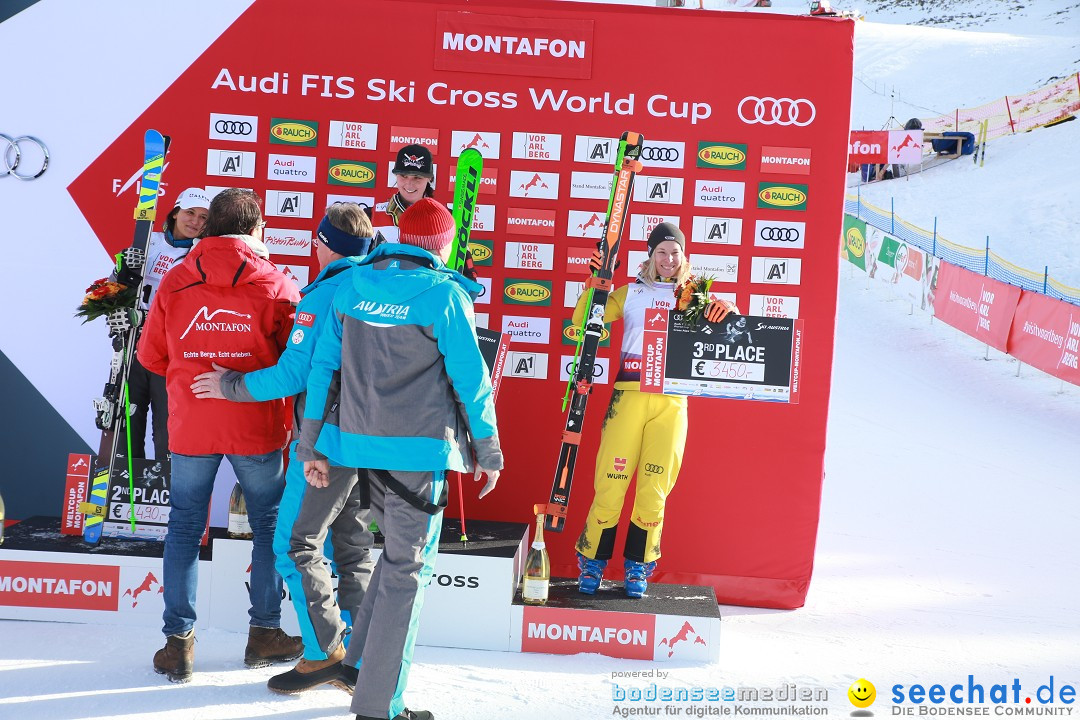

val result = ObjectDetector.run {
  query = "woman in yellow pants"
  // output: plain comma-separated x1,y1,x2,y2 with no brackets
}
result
573,223,735,597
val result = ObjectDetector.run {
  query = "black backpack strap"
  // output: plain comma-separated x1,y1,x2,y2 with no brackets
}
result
367,468,447,516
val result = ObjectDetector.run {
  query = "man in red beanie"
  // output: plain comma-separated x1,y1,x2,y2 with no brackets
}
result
298,198,502,720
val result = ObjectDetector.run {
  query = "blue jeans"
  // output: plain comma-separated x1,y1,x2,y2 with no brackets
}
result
162,451,285,636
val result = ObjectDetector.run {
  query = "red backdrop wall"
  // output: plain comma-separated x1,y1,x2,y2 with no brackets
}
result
68,0,855,609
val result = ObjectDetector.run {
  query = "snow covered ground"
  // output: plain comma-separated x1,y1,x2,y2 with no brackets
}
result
2,2,1079,719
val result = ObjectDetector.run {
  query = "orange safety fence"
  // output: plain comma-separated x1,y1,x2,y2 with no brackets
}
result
920,73,1080,138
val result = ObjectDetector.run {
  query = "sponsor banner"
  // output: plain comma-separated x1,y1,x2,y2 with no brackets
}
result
506,207,555,236
328,159,376,187
562,318,610,346
264,228,312,257
268,153,317,183
504,242,554,271
639,140,686,169
388,126,439,153
269,117,318,147
502,315,550,344
898,244,925,305
641,311,802,403
574,135,617,164
61,453,92,535
754,219,805,249
849,130,886,163
209,112,257,143
630,213,680,242
842,214,867,270
386,161,439,186
449,165,497,195
205,185,252,199
757,182,808,211
932,263,1020,352
474,312,489,329
521,603,653,660
560,354,610,384
569,171,611,200
888,129,923,164
205,149,256,178
760,146,812,175
475,277,492,305
1006,290,1080,385
751,257,802,285
564,279,586,306
692,216,742,245
653,616,717,662
694,180,745,209
277,263,310,288
567,209,607,238
447,202,494,233
566,248,593,275
325,193,375,209
749,294,800,318
507,351,549,380
434,11,594,80
509,170,560,200
450,130,501,158
328,120,378,150
627,250,649,278
265,190,314,218
633,175,683,205
504,278,553,306
476,328,511,398
0,560,119,611
696,142,747,170
470,239,494,266
691,254,739,283
512,132,562,161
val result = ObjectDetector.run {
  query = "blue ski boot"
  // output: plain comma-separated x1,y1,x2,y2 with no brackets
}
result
577,552,608,594
624,559,656,598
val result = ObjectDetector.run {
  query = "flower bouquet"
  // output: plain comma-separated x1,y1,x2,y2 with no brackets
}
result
674,274,714,329
75,277,137,324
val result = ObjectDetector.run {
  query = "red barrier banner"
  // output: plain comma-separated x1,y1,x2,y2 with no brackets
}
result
932,263,1020,352
67,0,854,609
849,131,887,163
1007,291,1080,385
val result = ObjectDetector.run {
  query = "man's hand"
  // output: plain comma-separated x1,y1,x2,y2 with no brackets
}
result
191,362,229,400
704,300,739,324
474,466,501,499
304,459,330,488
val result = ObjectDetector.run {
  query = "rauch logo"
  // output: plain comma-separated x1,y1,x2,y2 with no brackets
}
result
470,244,493,263
757,183,807,211
504,281,552,304
270,119,318,147
328,161,375,187
845,227,866,258
697,143,747,169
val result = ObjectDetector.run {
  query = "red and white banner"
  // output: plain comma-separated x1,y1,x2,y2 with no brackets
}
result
66,0,855,609
1006,291,1080,385
932,263,1020,352
849,130,924,164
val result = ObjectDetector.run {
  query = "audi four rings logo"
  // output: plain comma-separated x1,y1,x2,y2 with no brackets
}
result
737,97,816,127
564,360,604,378
759,227,801,242
644,463,664,474
641,147,680,162
2,134,50,180
214,120,253,135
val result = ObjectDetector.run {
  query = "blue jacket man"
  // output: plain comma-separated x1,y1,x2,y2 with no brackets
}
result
298,198,503,720
191,203,375,694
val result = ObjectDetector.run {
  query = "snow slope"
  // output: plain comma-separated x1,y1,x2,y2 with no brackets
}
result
2,2,1079,719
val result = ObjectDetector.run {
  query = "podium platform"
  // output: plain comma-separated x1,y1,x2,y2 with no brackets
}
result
0,517,720,661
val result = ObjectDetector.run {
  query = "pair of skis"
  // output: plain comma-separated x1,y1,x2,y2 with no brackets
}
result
542,131,644,533
80,129,169,543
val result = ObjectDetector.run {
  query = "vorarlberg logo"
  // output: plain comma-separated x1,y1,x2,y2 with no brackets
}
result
890,676,1077,716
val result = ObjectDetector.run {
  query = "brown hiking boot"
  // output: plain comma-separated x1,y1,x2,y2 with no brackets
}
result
153,631,194,683
244,626,303,668
267,642,346,694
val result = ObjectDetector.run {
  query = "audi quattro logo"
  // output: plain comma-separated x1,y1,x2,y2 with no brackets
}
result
738,97,816,127
1,134,49,180
641,147,679,162
760,226,800,241
215,121,252,135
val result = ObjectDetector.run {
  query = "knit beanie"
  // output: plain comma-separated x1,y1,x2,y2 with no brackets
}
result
398,198,455,252
647,222,686,254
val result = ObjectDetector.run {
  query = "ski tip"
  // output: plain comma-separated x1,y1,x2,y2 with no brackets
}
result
624,131,642,145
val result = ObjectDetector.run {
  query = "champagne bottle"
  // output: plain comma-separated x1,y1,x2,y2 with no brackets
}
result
227,482,253,539
0,489,6,546
522,513,550,605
